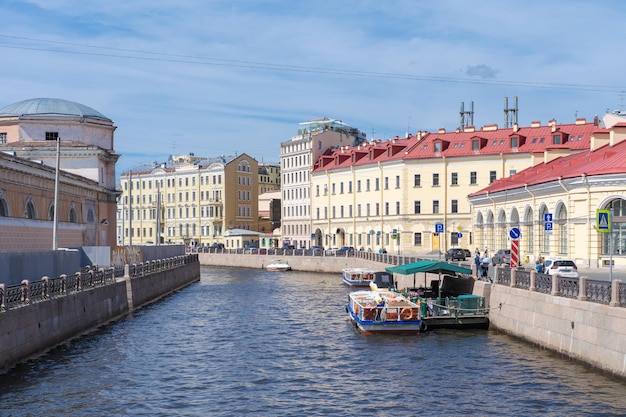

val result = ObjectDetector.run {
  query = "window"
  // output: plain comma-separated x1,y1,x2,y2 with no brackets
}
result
375,178,380,191
366,179,370,191
433,173,439,187
553,134,561,145
511,137,518,148
414,174,421,187
375,203,380,216
434,142,441,152
348,181,352,193
451,199,458,213
316,185,319,197
414,200,421,214
470,171,477,185
489,171,497,184
396,201,400,215
25,200,36,219
384,177,389,190
509,169,517,176
0,132,6,144
395,176,400,188
45,132,59,141
433,200,439,214
451,172,458,186
472,140,479,150
357,180,361,192
340,182,344,194
414,232,422,246
331,183,336,194
385,202,389,215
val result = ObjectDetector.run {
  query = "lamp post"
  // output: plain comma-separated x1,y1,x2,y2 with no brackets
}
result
52,136,60,250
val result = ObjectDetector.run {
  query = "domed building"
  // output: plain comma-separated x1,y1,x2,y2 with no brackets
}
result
0,98,119,251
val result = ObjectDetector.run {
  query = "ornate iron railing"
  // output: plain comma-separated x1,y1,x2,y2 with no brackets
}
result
0,254,197,313
535,274,552,294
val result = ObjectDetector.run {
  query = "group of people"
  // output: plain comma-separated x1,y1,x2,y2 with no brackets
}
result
473,248,491,281
535,256,545,274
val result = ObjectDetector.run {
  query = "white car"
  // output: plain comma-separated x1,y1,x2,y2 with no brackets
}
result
544,259,579,278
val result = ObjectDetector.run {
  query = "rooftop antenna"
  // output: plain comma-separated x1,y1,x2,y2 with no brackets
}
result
504,96,518,128
459,101,474,131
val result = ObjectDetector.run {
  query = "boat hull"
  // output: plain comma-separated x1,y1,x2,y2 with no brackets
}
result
341,268,375,287
347,308,423,334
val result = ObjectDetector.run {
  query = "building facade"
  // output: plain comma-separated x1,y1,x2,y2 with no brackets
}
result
469,120,626,268
117,153,258,247
280,117,366,249
0,98,119,249
258,162,281,194
310,118,600,255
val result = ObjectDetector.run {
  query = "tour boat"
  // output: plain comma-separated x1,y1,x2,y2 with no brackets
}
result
346,284,424,334
265,259,291,272
341,268,375,286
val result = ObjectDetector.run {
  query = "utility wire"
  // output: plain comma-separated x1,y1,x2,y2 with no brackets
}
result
0,34,624,93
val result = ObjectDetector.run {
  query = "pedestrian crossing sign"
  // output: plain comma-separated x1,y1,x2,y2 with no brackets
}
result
596,209,611,233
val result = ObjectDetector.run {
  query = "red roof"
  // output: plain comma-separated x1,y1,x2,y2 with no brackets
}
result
469,138,626,196
312,121,603,172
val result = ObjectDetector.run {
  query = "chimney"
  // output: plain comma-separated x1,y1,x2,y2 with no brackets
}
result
575,118,587,125
549,119,557,132
513,122,519,132
438,128,446,134
531,120,541,128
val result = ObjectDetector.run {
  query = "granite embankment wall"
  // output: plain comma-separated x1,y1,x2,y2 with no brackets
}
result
487,280,626,378
0,255,200,374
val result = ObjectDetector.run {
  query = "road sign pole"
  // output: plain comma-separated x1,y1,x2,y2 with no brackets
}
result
510,239,519,268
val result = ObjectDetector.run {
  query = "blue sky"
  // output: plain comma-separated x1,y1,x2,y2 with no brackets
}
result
2,0,626,175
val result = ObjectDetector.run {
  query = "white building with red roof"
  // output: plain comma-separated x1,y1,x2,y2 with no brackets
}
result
469,121,626,268
310,117,603,256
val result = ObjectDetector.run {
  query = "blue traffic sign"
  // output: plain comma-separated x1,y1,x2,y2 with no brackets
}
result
596,209,611,233
509,227,521,239
544,213,553,222
545,222,553,231
457,232,463,238
435,223,444,233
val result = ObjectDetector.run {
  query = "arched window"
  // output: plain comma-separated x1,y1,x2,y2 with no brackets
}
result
601,198,626,255
0,192,9,217
69,206,77,223
523,206,534,254
25,198,36,219
555,203,568,254
87,208,95,223
48,203,55,221
538,205,549,253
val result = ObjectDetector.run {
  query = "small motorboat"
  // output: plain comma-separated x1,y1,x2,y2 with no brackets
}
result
266,259,291,272
346,284,424,334
341,268,375,286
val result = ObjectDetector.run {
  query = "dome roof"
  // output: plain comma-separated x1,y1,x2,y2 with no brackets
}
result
0,98,111,121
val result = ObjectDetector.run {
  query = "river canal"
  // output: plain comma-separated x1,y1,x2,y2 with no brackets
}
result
1,266,625,416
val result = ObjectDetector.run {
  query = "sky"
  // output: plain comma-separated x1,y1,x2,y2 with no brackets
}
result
2,0,626,175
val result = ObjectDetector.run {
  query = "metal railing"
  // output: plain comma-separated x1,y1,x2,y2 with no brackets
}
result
0,254,197,313
494,266,624,307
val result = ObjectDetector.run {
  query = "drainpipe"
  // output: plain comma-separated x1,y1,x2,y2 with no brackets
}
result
557,177,570,258
582,174,592,267
486,190,496,253
525,184,536,257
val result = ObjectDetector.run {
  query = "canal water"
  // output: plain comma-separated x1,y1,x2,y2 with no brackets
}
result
1,266,626,416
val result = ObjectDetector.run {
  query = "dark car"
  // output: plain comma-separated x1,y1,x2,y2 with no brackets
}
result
462,249,472,258
336,246,355,256
445,248,466,261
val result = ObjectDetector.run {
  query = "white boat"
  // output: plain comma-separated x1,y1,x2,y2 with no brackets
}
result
341,268,375,286
346,285,424,334
266,259,291,272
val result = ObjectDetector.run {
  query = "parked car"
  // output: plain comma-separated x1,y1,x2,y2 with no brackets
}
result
336,246,355,256
544,259,579,278
445,248,466,261
491,249,511,266
211,243,225,250
462,249,472,258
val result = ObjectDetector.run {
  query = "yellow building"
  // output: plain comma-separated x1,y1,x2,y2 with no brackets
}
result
258,162,281,194
118,153,258,247
311,118,600,256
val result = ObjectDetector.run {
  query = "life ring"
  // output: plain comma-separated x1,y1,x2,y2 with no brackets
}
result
420,321,427,332
400,307,413,320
